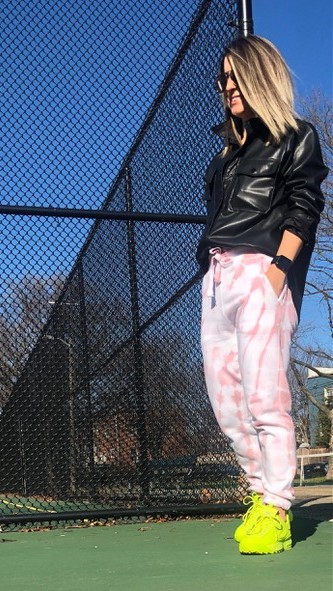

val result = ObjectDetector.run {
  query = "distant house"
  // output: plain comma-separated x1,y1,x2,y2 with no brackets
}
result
307,367,333,446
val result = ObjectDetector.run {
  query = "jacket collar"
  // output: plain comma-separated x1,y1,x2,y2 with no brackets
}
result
244,117,270,142
212,117,270,144
212,120,232,139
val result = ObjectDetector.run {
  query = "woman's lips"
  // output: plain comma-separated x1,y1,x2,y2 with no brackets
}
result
229,95,241,104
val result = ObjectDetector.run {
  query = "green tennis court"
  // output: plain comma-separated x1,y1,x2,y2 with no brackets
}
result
0,508,332,591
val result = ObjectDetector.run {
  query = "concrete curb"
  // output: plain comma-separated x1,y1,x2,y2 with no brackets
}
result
292,485,333,521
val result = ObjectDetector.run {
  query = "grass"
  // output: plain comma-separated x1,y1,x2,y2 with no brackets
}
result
293,477,333,487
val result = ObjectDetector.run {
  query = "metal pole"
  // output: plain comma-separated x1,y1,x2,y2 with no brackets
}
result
125,166,150,504
18,418,27,496
77,261,95,489
0,203,206,225
238,0,254,36
0,502,244,526
44,334,76,495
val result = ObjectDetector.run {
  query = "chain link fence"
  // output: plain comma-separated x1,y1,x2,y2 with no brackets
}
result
0,0,247,529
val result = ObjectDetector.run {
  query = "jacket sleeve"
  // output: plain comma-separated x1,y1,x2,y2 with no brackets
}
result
280,121,328,243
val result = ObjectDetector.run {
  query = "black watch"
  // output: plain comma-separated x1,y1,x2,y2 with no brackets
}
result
271,255,293,274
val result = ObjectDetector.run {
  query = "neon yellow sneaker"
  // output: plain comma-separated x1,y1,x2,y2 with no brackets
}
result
234,493,263,542
239,504,292,554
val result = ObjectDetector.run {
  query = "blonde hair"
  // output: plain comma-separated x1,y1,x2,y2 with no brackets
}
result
221,35,298,148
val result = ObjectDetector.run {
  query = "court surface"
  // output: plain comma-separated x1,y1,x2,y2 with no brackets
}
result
0,496,332,591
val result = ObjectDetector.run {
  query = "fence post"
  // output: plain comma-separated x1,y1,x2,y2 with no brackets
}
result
300,456,304,487
237,0,254,36
125,166,150,503
18,418,27,496
77,261,96,490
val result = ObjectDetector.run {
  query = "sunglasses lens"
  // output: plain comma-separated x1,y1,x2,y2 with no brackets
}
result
215,71,237,92
215,75,225,93
220,74,227,91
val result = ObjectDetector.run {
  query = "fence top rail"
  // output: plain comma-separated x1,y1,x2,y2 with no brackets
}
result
297,452,333,459
0,204,206,224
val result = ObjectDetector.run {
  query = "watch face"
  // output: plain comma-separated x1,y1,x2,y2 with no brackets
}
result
273,256,292,273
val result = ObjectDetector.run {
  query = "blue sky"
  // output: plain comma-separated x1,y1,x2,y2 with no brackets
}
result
252,0,332,97
1,0,332,351
252,0,332,350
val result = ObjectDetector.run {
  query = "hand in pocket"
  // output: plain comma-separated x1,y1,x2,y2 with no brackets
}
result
264,265,286,298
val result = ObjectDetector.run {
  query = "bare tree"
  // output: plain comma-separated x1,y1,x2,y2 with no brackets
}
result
290,358,333,478
289,359,310,447
290,91,333,478
300,91,333,336
0,274,65,408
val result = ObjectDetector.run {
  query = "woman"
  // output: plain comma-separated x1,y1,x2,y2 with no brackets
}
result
196,35,328,555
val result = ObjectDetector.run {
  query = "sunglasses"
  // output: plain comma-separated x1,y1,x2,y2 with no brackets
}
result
215,70,238,93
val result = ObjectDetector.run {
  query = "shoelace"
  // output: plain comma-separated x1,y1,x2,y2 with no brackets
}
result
241,493,261,523
249,509,285,535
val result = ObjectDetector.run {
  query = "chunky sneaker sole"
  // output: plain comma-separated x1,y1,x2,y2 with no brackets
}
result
239,505,292,555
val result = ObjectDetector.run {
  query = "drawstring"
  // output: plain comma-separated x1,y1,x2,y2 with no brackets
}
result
207,247,231,303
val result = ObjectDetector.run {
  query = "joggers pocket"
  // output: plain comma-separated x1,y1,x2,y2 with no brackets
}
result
261,272,287,304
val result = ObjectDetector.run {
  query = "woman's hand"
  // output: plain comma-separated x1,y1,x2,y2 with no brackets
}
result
265,264,286,298
265,231,304,297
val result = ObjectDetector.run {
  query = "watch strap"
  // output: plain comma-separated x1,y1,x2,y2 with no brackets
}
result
271,255,293,273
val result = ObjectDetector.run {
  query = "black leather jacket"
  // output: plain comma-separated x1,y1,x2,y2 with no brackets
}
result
196,118,328,318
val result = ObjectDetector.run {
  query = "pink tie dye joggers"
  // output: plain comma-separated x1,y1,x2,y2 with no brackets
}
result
201,248,299,510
